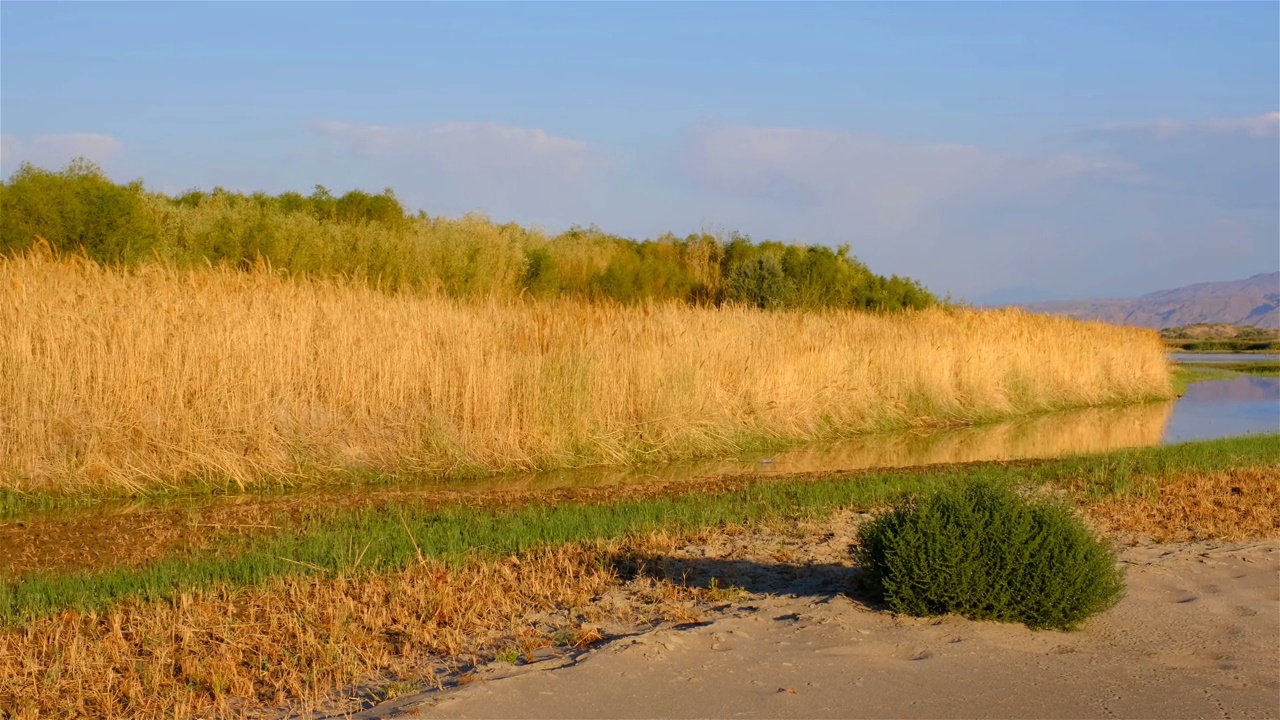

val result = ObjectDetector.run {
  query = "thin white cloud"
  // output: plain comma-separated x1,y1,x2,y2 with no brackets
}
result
34,133,123,159
312,120,591,180
1085,111,1280,139
680,124,1126,231
1203,112,1280,137
0,133,124,172
308,119,602,224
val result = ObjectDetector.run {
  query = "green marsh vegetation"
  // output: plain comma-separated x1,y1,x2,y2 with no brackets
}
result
1161,324,1280,353
0,159,936,311
1171,360,1280,394
1170,364,1240,394
1184,361,1280,375
1170,340,1280,353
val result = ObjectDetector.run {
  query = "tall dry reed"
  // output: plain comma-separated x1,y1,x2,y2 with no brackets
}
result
0,253,1173,494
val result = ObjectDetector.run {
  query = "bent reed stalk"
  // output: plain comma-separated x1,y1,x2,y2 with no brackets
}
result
1,253,1173,494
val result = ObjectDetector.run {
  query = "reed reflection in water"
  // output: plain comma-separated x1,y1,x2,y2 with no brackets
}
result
448,401,1175,492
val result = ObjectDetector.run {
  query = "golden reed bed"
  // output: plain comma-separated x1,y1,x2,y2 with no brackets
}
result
1,254,1173,494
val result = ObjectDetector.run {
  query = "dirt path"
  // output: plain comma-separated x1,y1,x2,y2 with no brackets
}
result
362,538,1279,720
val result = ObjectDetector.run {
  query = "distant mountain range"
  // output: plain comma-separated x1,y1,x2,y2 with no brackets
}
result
1013,272,1280,329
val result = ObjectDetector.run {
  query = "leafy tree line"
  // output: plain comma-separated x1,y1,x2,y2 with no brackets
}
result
0,160,937,311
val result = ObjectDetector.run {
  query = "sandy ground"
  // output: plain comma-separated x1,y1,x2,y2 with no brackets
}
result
342,522,1280,720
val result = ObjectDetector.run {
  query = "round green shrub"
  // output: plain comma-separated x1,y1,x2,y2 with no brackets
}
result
854,480,1124,630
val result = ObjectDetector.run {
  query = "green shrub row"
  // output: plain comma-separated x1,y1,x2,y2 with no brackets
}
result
0,160,936,311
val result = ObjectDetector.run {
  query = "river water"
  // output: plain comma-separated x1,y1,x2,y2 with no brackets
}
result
1164,374,1280,443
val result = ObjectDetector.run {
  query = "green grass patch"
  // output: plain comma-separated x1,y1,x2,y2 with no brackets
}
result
2,435,1276,627
1170,361,1280,395
1188,361,1280,376
1166,340,1280,353
856,479,1124,629
1018,433,1279,499
1170,364,1239,394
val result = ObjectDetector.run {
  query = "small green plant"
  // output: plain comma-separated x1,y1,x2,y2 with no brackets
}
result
705,576,746,602
377,680,422,701
493,647,521,665
855,480,1124,630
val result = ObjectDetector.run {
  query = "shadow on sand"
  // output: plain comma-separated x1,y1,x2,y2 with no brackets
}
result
604,547,888,613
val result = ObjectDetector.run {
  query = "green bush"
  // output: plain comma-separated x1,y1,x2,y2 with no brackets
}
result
2,160,941,312
855,480,1124,630
0,160,159,261
724,253,794,309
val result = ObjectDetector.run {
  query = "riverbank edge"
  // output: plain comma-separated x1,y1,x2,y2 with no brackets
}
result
4,433,1276,627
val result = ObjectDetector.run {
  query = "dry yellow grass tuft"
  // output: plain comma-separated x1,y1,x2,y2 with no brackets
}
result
0,538,701,720
1086,467,1280,542
1,253,1173,494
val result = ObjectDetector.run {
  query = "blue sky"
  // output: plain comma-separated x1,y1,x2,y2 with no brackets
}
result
2,2,1277,302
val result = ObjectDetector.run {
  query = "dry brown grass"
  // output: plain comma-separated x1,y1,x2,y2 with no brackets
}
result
1085,467,1280,542
0,537,712,720
1,253,1173,494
